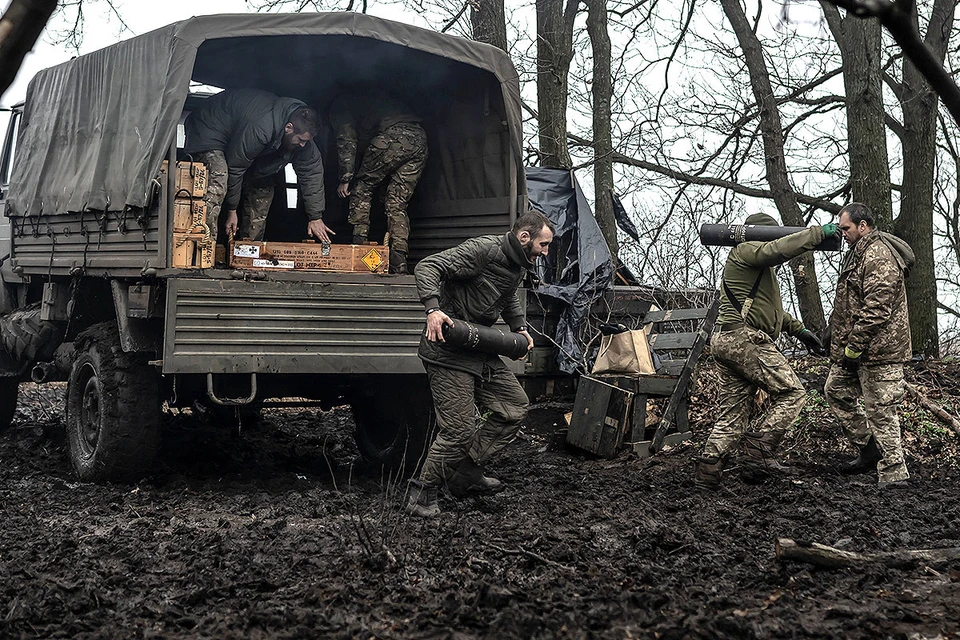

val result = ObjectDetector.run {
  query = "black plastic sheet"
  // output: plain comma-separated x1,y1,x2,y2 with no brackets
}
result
526,167,615,373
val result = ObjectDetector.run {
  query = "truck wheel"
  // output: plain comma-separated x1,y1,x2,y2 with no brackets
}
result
0,377,18,432
351,376,434,473
66,323,161,482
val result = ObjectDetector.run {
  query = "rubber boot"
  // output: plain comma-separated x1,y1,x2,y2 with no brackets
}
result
445,458,503,497
389,250,408,275
741,429,793,482
694,456,724,491
405,479,440,518
839,436,882,475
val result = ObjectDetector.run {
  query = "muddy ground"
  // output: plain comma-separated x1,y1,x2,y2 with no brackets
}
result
1,358,959,639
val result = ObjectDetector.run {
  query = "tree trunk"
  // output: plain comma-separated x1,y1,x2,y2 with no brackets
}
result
470,0,508,53
0,0,58,98
895,0,952,358
821,6,893,230
536,0,577,169
586,0,617,256
720,0,827,333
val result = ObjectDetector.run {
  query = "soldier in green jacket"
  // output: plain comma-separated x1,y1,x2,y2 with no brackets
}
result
825,203,914,488
184,88,335,245
406,210,554,517
695,213,830,490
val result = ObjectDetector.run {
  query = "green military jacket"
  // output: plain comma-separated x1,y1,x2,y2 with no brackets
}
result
184,88,326,221
414,233,533,376
829,230,913,364
718,226,825,340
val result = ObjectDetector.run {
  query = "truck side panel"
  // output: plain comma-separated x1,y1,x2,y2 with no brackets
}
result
162,277,426,375
10,210,162,274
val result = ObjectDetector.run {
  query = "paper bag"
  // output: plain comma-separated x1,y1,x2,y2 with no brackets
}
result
591,330,656,375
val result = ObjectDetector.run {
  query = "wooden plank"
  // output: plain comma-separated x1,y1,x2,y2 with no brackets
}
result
630,393,648,443
648,332,699,350
658,360,685,376
632,375,680,396
676,397,690,433
643,308,709,323
651,296,720,452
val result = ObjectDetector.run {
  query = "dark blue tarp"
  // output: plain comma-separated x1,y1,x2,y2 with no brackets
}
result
526,167,615,373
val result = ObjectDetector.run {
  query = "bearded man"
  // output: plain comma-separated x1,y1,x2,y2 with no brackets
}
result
406,210,554,517
184,88,334,244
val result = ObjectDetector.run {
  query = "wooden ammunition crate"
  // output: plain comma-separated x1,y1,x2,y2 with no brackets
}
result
229,240,389,274
160,160,207,198
173,199,207,233
173,232,213,269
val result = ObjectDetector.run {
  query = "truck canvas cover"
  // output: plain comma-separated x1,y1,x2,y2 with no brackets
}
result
5,13,524,220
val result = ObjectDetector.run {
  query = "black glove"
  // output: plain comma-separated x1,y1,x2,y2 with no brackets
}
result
797,329,826,356
840,346,862,372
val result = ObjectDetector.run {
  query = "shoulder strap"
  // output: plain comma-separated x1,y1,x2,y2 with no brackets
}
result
722,270,765,319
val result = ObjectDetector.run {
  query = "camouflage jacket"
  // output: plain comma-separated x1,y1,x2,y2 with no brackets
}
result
829,229,913,364
415,233,533,376
328,91,421,184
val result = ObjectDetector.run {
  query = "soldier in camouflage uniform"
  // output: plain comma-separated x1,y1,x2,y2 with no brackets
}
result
329,89,428,274
825,203,914,488
184,89,333,247
696,213,830,490
405,210,555,518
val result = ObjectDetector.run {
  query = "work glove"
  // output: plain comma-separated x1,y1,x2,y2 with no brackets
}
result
841,346,863,372
822,222,839,237
797,329,826,356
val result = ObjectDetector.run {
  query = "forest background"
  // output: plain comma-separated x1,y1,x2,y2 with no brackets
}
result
2,0,958,356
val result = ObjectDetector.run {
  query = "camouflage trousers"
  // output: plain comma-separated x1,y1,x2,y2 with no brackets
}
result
350,122,427,253
824,363,909,482
192,150,274,243
418,360,529,487
702,327,806,458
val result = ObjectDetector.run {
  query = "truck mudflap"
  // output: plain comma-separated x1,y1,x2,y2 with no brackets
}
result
162,277,427,375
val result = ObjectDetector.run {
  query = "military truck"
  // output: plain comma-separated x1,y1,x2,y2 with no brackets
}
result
0,13,527,481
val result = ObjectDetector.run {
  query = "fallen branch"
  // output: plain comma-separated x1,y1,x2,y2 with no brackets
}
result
776,538,960,570
483,541,575,573
906,383,960,436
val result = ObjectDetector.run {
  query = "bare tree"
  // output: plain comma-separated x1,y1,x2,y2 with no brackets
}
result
719,0,827,332
0,0,57,98
471,0,507,51
821,4,893,229
586,0,617,255
536,0,578,169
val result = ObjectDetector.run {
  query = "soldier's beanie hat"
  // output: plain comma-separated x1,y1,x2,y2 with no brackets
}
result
744,213,779,227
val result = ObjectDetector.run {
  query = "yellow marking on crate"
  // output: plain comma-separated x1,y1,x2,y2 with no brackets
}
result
362,248,384,272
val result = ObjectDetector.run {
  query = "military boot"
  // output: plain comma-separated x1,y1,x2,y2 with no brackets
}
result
445,458,503,497
405,479,440,518
838,436,882,475
694,456,724,491
389,250,408,275
741,429,793,481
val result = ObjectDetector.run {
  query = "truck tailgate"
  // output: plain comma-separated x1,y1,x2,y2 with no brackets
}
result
162,277,425,374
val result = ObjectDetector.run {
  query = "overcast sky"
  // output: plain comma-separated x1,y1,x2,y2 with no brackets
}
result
2,0,425,105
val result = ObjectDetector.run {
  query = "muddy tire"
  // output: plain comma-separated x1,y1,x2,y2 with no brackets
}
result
351,376,434,473
0,301,66,363
66,323,161,482
0,377,18,432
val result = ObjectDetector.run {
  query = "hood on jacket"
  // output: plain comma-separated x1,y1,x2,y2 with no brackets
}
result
878,231,916,274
